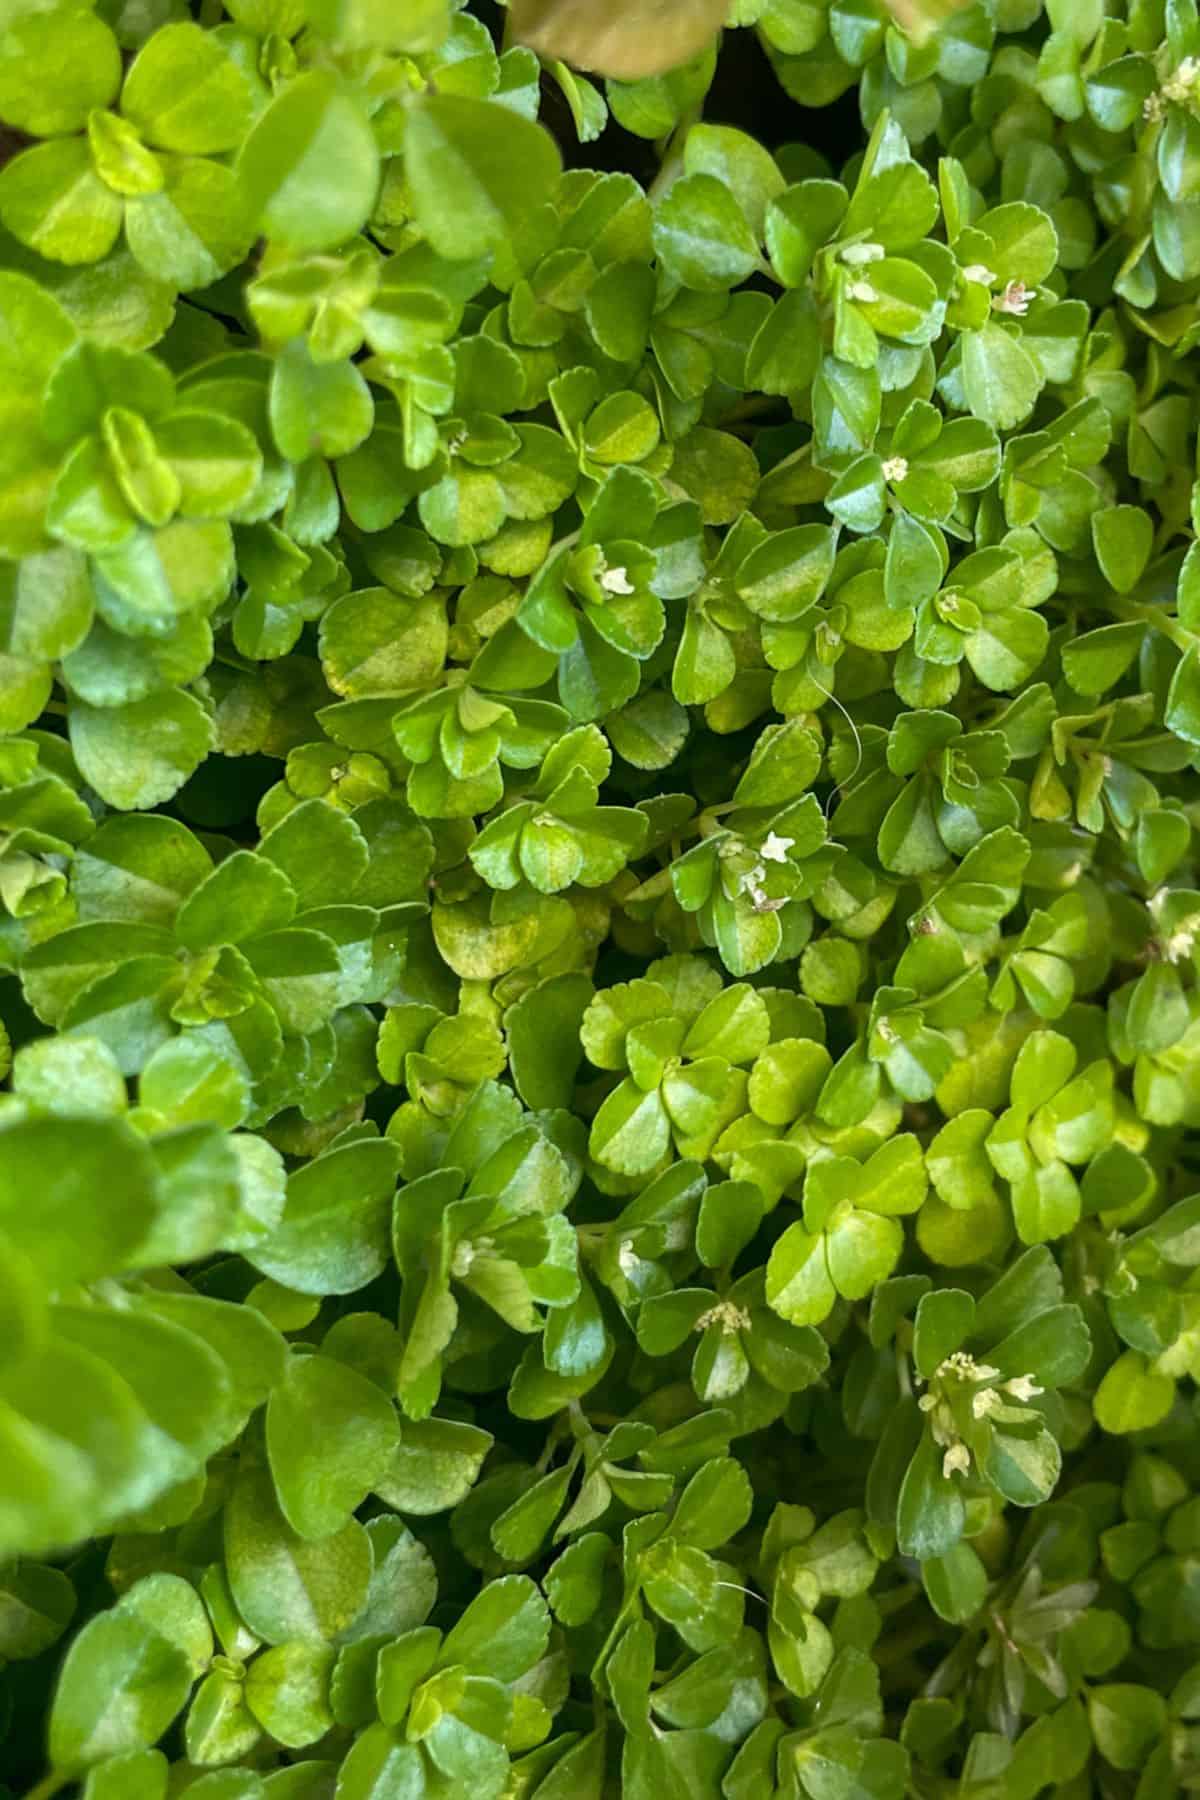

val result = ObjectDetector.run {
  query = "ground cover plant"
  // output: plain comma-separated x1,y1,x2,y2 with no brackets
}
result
8,0,1200,1792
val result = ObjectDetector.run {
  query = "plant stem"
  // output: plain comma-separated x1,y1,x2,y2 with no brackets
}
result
647,106,700,201
589,1589,640,1684
23,1772,71,1800
1111,596,1194,654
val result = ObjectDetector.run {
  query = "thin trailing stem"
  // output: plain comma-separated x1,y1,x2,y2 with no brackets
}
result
22,1773,71,1800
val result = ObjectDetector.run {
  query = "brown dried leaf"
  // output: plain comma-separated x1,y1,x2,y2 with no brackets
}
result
508,0,970,78
508,0,727,80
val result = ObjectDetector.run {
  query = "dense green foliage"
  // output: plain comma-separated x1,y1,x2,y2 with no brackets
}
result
8,0,1200,1793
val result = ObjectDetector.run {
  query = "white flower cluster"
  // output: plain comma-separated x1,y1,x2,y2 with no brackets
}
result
1163,54,1200,105
1145,57,1200,121
1149,887,1200,964
840,241,885,266
695,1299,753,1335
739,833,794,914
960,260,1031,316
839,242,887,306
917,1351,1044,1480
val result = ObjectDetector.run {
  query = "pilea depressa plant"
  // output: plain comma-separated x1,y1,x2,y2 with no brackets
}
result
7,0,1200,1795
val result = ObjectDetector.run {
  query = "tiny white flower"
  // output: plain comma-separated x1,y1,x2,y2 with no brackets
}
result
972,1387,1002,1420
1004,1374,1044,1404
760,831,794,864
961,263,997,287
600,564,635,596
992,279,1030,317
1165,925,1198,963
881,455,909,483
841,241,885,266
973,1363,1001,1384
451,1240,476,1279
617,1236,639,1277
918,1393,937,1413
943,1442,972,1479
847,279,879,305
